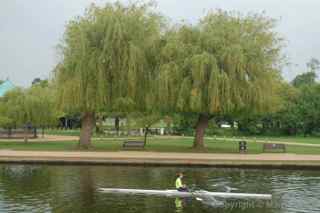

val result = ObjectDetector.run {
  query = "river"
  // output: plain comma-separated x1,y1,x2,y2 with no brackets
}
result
0,164,318,212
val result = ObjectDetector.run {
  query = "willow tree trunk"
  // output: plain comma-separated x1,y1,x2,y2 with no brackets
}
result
193,114,209,149
79,112,95,149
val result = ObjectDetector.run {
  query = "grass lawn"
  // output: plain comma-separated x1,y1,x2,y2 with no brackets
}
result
45,129,81,136
45,129,320,145
0,137,320,154
225,135,320,145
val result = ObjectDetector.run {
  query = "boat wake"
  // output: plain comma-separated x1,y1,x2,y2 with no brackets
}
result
198,196,225,207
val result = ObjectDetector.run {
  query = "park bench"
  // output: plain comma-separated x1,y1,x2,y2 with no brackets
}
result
123,140,145,149
263,143,286,153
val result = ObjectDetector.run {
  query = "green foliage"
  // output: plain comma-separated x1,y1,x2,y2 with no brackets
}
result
26,85,59,128
266,75,320,136
31,78,49,88
292,58,319,88
156,10,283,116
306,58,320,72
295,84,320,136
54,4,286,147
56,2,163,114
171,113,197,135
0,85,58,129
132,112,162,128
0,88,28,127
292,72,317,88
0,98,12,128
0,113,13,129
273,83,301,135
239,81,320,137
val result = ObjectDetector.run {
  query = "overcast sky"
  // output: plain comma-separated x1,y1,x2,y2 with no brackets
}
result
1,0,320,87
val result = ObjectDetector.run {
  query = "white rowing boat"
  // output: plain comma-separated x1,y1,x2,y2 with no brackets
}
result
99,188,272,200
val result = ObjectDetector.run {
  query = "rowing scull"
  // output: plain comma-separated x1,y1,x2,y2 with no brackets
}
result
99,188,272,200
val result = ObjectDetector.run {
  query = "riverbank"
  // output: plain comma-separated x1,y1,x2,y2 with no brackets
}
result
1,136,320,154
1,150,320,169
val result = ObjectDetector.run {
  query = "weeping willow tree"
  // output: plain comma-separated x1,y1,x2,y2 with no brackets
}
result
26,84,59,137
55,2,162,148
0,89,25,130
0,85,58,141
156,11,283,149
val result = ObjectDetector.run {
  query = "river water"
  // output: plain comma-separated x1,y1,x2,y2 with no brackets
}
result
0,164,319,213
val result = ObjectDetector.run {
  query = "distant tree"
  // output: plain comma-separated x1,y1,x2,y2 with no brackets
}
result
266,83,300,135
0,88,30,141
0,105,13,129
306,58,320,72
266,82,320,136
0,79,4,85
32,78,41,85
1,89,27,126
0,86,58,140
25,85,59,137
295,84,320,136
133,112,162,144
292,72,317,88
155,11,283,148
292,58,319,88
32,78,49,88
171,113,198,136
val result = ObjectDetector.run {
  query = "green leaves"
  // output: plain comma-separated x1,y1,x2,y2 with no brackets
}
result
292,72,317,88
156,10,283,117
0,88,27,127
56,2,163,114
53,3,286,146
0,85,58,129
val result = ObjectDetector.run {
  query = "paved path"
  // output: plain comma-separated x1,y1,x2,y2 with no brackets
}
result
0,135,79,142
0,150,320,168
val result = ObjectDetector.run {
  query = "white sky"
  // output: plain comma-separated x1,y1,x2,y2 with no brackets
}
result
1,0,320,86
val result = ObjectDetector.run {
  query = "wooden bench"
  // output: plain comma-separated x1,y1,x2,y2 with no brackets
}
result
123,140,145,149
263,143,286,153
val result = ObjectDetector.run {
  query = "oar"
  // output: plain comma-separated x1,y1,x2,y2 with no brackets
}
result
189,185,224,206
188,185,203,201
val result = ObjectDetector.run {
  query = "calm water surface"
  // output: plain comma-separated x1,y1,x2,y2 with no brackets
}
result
0,164,319,213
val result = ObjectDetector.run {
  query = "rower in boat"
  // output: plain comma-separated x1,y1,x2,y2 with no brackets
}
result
175,172,188,192
99,188,272,200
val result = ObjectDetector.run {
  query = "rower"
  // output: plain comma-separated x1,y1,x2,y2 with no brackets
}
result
175,172,188,192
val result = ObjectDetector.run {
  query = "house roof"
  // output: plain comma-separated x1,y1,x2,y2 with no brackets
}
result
0,80,15,97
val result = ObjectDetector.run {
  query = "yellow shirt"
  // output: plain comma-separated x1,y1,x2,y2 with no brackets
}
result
175,177,183,189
